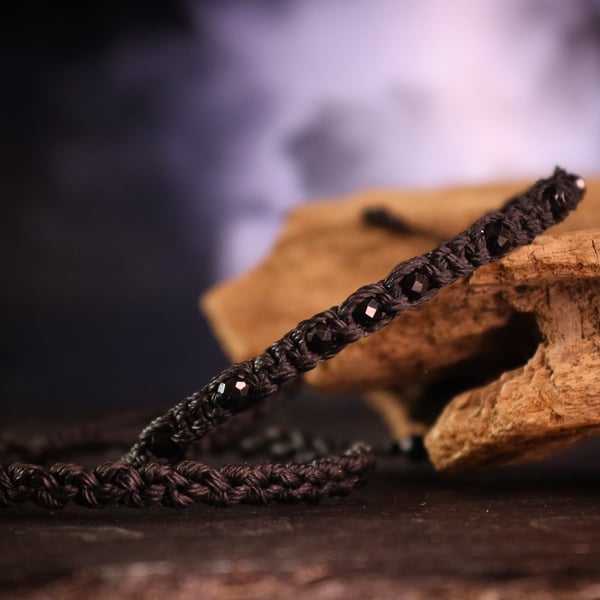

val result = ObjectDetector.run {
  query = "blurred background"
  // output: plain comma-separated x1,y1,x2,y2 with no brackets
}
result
2,0,600,418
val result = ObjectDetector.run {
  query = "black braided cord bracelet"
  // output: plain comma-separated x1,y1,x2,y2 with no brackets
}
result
0,167,586,509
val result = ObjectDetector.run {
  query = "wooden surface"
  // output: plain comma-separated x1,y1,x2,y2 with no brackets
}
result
2,399,600,599
425,237,600,471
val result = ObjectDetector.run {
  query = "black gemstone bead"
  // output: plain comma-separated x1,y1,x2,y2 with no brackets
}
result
483,221,513,256
400,271,430,302
568,174,586,191
306,323,335,352
216,376,250,411
352,298,383,327
149,425,182,459
542,185,568,219
389,436,428,462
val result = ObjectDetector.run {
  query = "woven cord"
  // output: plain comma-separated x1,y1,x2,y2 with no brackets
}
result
0,168,586,509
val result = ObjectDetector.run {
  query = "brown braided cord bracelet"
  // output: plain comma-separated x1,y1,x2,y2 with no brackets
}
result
0,167,586,509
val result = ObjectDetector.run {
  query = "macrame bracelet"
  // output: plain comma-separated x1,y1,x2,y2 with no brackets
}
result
0,167,586,509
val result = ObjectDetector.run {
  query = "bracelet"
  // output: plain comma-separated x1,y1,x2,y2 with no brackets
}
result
125,167,585,465
0,167,585,509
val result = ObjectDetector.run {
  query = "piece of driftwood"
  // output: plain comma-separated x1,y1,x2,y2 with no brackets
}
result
202,177,600,471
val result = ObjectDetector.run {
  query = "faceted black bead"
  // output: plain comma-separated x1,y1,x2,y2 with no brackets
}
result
306,323,335,352
216,376,250,411
148,425,182,459
389,436,428,462
542,185,568,219
400,271,430,302
483,221,514,256
352,298,383,327
569,174,586,191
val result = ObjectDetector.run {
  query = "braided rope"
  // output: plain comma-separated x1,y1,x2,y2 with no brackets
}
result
0,167,586,509
0,449,372,509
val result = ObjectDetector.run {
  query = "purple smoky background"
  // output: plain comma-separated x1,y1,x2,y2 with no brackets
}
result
1,0,599,413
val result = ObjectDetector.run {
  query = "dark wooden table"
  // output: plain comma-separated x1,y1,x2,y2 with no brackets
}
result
2,397,600,599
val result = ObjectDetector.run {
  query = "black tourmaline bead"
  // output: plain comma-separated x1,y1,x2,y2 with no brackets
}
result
542,185,567,219
148,425,183,459
389,436,428,462
400,271,430,302
216,377,250,411
483,221,514,256
351,298,383,327
306,323,335,352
